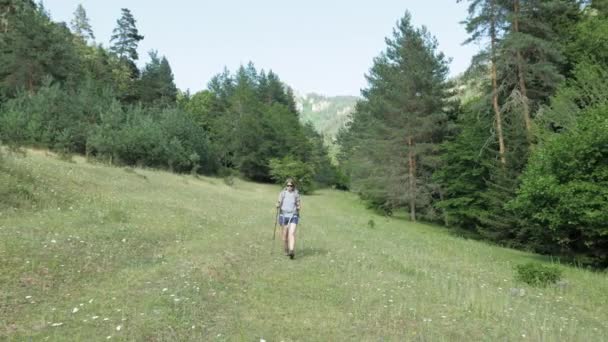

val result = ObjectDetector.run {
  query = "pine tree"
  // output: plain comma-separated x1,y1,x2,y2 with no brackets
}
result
70,4,95,43
110,8,144,62
138,50,177,105
0,2,80,96
339,12,450,221
499,0,579,143
460,0,508,165
109,8,144,102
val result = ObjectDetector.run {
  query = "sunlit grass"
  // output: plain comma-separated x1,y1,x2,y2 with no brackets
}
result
1,149,607,341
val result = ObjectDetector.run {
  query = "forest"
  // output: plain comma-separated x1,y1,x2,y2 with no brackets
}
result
1,0,607,266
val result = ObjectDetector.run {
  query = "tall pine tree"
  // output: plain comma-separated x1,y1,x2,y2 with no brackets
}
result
109,8,144,102
70,4,95,43
338,12,450,221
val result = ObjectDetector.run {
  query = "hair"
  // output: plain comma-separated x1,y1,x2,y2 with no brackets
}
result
285,177,296,188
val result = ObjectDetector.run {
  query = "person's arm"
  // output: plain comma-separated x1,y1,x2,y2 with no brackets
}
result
276,190,283,208
296,192,301,212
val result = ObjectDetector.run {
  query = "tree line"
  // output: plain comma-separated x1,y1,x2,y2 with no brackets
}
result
337,0,608,266
0,1,342,192
1,0,606,266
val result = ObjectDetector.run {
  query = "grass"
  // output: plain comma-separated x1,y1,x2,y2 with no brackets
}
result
1,149,607,341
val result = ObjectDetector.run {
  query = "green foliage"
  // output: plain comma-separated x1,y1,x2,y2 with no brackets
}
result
181,90,216,130
192,63,336,185
0,1,81,97
268,156,314,194
70,4,95,43
566,10,608,70
87,106,218,174
0,78,115,153
434,101,493,229
110,8,144,61
511,104,608,266
138,50,178,105
515,262,563,287
338,11,451,221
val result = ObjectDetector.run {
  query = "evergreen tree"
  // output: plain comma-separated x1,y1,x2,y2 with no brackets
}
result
110,8,144,62
70,3,95,43
499,0,579,143
138,50,178,105
459,0,508,165
0,1,80,97
109,8,144,102
338,12,450,221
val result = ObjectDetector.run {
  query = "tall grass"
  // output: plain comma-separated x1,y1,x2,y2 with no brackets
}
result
1,150,607,341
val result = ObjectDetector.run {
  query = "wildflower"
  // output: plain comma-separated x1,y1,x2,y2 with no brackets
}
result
51,323,63,327
72,307,79,313
116,325,122,331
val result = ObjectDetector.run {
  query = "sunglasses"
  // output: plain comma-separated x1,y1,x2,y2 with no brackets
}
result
287,184,294,187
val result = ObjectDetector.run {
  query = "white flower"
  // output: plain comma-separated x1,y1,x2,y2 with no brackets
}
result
25,295,32,299
51,323,63,327
51,239,57,243
162,288,168,292
72,307,79,313
116,325,122,331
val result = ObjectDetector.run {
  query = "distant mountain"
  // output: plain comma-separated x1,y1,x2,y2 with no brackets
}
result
295,93,359,141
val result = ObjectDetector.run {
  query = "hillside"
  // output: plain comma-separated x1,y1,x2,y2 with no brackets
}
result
296,93,358,141
1,150,607,341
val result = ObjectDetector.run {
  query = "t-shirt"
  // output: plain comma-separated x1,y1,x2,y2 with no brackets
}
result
278,189,300,217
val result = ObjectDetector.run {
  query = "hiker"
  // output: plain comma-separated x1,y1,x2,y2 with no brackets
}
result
276,178,301,259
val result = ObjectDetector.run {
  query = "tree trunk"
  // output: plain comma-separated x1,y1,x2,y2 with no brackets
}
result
408,136,417,222
513,0,532,142
491,0,507,165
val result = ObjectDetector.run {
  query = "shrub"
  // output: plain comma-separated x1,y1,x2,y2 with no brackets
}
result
511,103,608,266
515,262,563,287
268,156,315,194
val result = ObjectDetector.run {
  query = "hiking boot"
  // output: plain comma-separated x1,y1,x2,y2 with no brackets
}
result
289,250,295,260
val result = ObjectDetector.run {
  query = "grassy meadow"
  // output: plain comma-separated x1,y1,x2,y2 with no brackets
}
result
1,150,607,341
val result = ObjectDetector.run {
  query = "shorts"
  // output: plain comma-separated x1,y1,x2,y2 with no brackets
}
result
279,214,299,225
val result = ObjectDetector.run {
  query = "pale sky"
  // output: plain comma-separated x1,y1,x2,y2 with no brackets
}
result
43,0,480,96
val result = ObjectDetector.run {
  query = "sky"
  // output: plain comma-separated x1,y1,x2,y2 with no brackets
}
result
43,0,480,97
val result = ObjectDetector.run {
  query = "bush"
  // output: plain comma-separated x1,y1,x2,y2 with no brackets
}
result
268,156,315,194
515,262,563,287
511,103,608,266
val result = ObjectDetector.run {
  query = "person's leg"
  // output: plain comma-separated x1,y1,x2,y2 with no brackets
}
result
283,225,289,254
288,223,297,258
280,216,289,254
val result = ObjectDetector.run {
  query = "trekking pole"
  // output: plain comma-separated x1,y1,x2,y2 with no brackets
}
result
271,207,279,254
296,210,302,257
